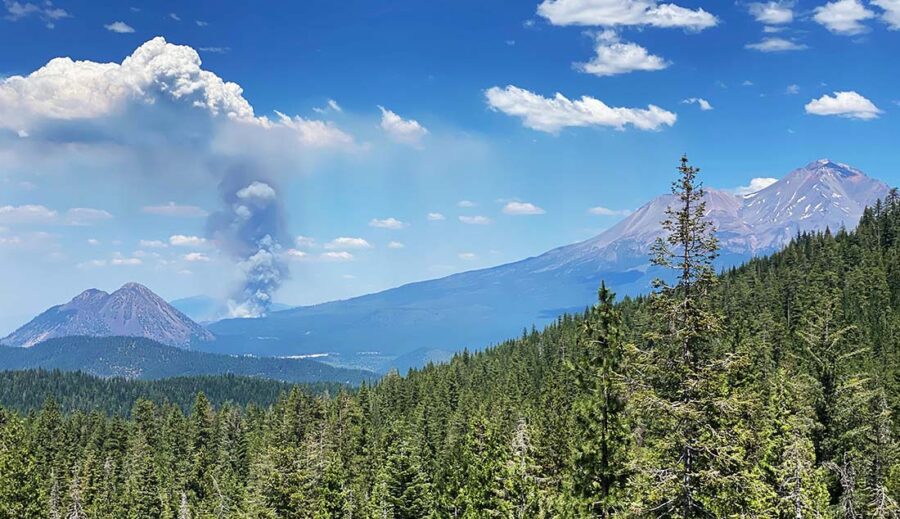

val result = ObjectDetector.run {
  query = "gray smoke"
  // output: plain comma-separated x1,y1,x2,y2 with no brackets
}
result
206,168,289,318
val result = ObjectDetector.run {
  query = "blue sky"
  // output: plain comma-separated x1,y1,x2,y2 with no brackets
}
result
1,0,898,331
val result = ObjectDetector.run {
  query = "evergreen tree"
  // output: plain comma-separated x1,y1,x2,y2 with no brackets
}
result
568,282,630,517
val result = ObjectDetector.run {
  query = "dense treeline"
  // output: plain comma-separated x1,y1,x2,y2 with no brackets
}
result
1,158,899,517
0,370,348,415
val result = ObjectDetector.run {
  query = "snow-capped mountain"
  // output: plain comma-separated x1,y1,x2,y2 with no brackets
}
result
546,159,889,273
2,282,215,348
206,159,892,364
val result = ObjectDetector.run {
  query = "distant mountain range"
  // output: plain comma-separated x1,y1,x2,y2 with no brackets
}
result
2,283,214,348
0,336,371,384
206,160,892,361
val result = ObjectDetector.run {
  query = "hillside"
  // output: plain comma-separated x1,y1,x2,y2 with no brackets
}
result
208,159,891,361
0,336,372,384
2,283,214,348
2,174,898,516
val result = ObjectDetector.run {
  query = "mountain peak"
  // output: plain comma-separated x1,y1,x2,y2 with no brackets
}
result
804,159,865,178
2,283,214,348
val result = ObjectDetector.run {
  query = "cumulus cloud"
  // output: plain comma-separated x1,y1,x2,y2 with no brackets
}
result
457,200,477,208
274,111,355,148
0,37,353,147
537,0,718,30
748,1,794,24
387,241,405,249
104,21,135,33
813,0,875,34
873,0,900,28
459,215,492,225
313,99,342,114
681,97,713,110
427,212,446,221
485,85,676,133
745,37,807,52
502,201,546,215
733,177,778,196
169,234,208,247
578,30,670,76
805,91,882,120
236,180,277,200
378,106,428,145
142,202,208,217
324,237,372,250
588,206,632,216
369,217,407,229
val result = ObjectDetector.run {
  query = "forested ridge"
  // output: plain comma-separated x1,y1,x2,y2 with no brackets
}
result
1,158,899,517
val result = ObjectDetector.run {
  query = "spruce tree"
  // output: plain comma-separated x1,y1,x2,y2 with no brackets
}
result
568,282,629,517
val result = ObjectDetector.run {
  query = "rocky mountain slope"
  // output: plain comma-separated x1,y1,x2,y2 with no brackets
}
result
2,283,215,348
207,160,891,363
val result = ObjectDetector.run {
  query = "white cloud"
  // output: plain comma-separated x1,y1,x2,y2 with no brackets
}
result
139,239,168,248
733,177,778,196
285,248,308,260
110,254,142,266
813,0,875,34
786,84,800,94
0,204,57,224
0,37,353,148
324,237,372,250
681,97,713,111
274,111,355,148
65,207,113,226
195,20,208,27
588,206,632,216
458,252,478,260
537,0,718,30
745,37,807,52
387,241,405,249
873,0,900,28
236,181,277,200
321,251,354,261
485,85,676,133
502,201,546,215
459,215,493,225
104,21,135,33
378,106,429,145
748,1,794,24
198,46,230,54
427,212,446,221
0,205,111,226
4,1,69,28
457,200,477,208
805,91,882,120
578,31,669,76
169,13,180,21
313,99,342,114
369,217,407,229
87,238,100,245
169,234,208,247
183,252,210,262
142,202,208,217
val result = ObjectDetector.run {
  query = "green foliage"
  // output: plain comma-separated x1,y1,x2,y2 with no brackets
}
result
1,158,899,516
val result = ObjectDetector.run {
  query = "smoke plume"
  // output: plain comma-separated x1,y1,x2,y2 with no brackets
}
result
207,168,289,318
